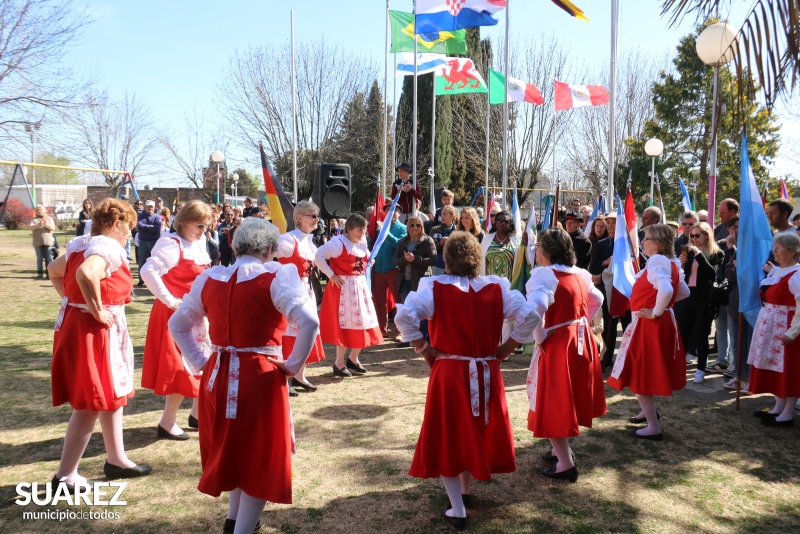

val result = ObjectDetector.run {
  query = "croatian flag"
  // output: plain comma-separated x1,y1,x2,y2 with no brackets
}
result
396,53,447,76
737,134,773,327
415,0,506,33
679,177,693,214
554,81,609,111
612,195,637,298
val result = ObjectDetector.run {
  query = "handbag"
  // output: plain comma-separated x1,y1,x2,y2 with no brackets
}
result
51,235,60,260
709,278,730,307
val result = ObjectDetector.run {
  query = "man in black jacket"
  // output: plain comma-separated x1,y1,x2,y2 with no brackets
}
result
565,210,591,269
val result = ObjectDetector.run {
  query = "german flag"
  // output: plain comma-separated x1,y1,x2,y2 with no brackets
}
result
259,142,294,233
551,0,589,22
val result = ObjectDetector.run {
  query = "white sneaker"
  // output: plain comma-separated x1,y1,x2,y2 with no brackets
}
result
741,382,751,395
722,378,739,390
686,352,697,363
693,370,705,384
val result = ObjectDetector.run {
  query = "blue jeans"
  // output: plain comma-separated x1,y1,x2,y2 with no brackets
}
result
715,306,731,365
137,239,157,282
728,313,751,381
34,245,53,276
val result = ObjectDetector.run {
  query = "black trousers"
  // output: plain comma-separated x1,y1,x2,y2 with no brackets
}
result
675,287,713,372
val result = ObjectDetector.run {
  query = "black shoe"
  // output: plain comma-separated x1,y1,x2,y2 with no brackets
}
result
346,359,367,374
399,341,412,348
333,364,352,377
462,494,474,509
628,412,660,424
103,461,153,480
157,425,190,441
137,280,145,287
443,511,466,531
541,449,576,463
541,465,579,483
188,414,199,429
50,475,75,493
288,386,299,397
223,518,261,534
761,417,794,427
291,377,317,392
627,429,663,441
753,409,778,419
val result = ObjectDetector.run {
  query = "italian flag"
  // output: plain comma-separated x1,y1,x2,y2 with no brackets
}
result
553,81,609,111
488,69,543,105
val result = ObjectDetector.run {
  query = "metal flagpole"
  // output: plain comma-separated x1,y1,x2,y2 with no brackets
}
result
291,10,298,203
382,0,390,198
606,0,619,211
485,91,491,217
501,0,510,210
392,54,398,179
431,72,436,213
412,2,418,216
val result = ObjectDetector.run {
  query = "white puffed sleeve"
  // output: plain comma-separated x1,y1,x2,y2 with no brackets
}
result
395,277,437,342
314,237,344,278
84,236,126,278
525,267,558,344
271,263,319,374
490,275,541,344
645,255,675,316
141,237,182,307
785,270,800,340
576,268,604,320
168,271,211,374
273,234,296,260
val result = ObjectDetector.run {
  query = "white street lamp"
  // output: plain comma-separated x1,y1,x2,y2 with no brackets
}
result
231,172,239,207
696,22,738,227
644,138,664,207
25,121,42,204
210,150,225,204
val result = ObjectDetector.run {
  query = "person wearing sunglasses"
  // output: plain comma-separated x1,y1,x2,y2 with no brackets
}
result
393,215,436,303
673,210,699,251
140,200,213,439
274,201,326,394
674,221,723,384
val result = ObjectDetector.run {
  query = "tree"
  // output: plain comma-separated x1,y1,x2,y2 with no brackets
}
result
0,0,90,149
32,151,79,184
229,168,259,199
617,24,780,217
219,40,377,197
62,91,161,192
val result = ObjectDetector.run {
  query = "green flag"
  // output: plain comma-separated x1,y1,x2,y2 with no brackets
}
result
434,58,488,96
389,10,468,55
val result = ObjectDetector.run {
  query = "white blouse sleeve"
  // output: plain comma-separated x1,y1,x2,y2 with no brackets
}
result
168,271,211,374
492,276,541,344
785,271,800,340
525,267,558,344
273,234,296,260
395,277,436,342
141,237,182,307
271,264,319,374
84,236,126,279
645,255,676,316
577,268,604,321
314,237,344,278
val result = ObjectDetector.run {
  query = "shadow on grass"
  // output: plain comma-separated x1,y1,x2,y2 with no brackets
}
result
311,404,389,421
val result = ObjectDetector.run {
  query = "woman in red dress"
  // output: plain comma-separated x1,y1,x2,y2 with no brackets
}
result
395,232,539,531
525,228,606,483
607,224,690,441
315,213,383,377
48,198,152,488
169,217,319,534
274,200,325,393
747,232,800,427
141,200,212,439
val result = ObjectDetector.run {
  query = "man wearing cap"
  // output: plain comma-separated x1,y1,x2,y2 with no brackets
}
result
372,201,407,336
136,200,162,286
565,209,592,269
391,162,423,218
155,197,164,211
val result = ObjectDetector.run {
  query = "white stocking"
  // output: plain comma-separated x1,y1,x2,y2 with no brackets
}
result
98,407,135,468
227,488,242,520
56,410,100,484
335,346,347,368
770,397,787,415
549,438,574,472
348,348,362,365
777,397,797,422
459,471,472,495
441,476,466,518
634,394,662,435
234,490,267,534
160,393,184,434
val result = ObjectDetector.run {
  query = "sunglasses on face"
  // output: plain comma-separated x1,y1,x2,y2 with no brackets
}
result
304,214,320,220
690,233,703,239
194,224,209,230
408,223,422,228
496,219,511,225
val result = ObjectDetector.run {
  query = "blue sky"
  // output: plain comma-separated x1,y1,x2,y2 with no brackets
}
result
60,0,796,184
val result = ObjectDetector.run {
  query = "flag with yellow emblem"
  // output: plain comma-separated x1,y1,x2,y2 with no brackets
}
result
389,10,467,55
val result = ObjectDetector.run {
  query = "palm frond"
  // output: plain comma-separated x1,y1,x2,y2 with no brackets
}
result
661,0,800,107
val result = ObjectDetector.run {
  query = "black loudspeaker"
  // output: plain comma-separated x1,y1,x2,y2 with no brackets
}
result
313,163,351,219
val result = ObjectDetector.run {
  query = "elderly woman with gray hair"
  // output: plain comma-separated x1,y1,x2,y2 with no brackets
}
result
30,204,56,279
748,232,800,428
169,217,319,534
273,200,326,393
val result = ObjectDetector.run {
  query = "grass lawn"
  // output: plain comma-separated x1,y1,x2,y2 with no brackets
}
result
0,227,798,533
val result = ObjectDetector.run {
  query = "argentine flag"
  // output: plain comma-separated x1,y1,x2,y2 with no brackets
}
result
396,53,447,76
612,196,636,298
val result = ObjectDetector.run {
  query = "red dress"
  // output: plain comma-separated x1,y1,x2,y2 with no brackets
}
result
318,236,383,348
277,234,325,363
748,271,800,397
52,236,135,411
197,266,293,504
607,257,686,395
527,270,607,438
408,280,516,481
141,237,206,397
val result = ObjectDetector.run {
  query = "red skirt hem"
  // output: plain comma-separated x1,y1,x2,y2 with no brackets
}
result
282,334,326,364
749,366,800,398
141,299,200,398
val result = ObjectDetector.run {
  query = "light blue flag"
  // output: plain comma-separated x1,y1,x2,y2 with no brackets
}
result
511,182,522,238
679,177,693,214
415,0,505,33
737,133,773,327
542,199,552,230
366,193,401,290
396,53,447,76
612,196,636,298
